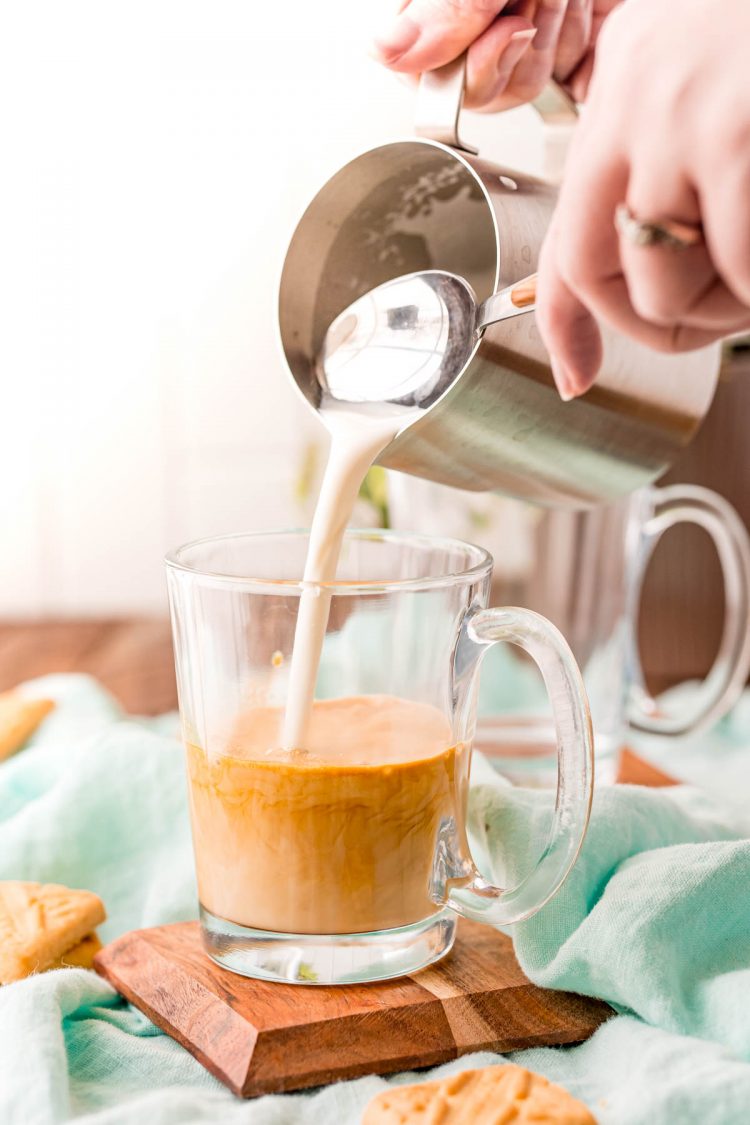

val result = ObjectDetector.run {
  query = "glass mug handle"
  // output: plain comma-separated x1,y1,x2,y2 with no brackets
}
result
438,607,594,926
628,484,750,736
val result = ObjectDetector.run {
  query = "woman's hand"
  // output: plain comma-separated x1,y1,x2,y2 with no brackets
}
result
536,0,750,398
372,1,621,111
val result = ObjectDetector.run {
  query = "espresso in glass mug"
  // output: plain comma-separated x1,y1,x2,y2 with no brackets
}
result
167,530,593,985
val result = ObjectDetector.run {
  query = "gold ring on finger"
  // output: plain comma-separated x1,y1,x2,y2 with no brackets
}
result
615,203,704,250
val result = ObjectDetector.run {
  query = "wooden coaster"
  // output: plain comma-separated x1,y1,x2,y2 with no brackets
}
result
94,749,671,1098
94,918,612,1098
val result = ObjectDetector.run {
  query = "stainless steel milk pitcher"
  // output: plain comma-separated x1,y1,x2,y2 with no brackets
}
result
279,59,720,508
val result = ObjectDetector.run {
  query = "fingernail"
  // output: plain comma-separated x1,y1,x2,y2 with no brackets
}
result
371,13,421,64
509,28,538,47
550,356,577,401
495,29,537,85
534,0,568,49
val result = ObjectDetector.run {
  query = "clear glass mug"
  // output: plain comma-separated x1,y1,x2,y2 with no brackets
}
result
166,530,593,985
389,482,750,783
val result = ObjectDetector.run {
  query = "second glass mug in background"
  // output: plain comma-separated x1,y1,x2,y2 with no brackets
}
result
166,531,593,985
389,481,750,783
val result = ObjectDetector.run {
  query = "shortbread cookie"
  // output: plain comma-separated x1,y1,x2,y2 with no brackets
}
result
0,692,55,762
48,932,103,971
362,1064,596,1124
0,882,106,983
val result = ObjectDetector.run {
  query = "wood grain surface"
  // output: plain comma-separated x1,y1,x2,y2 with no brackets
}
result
0,619,177,715
617,748,677,788
0,612,707,720
640,346,750,692
94,918,613,1098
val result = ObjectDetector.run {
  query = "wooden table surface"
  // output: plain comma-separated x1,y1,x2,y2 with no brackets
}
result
0,619,177,715
0,614,707,720
639,345,750,687
0,620,674,790
0,618,691,720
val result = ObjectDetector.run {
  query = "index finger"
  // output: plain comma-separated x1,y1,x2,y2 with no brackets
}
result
553,0,593,82
536,219,604,398
372,0,514,72
503,0,569,102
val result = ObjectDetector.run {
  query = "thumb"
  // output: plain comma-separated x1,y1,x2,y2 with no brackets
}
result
372,0,513,72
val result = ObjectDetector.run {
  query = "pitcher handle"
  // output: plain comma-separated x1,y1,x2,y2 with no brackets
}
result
415,54,577,155
440,606,593,925
628,485,750,737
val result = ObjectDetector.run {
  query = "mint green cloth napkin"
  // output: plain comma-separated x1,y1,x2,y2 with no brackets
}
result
2,674,750,1124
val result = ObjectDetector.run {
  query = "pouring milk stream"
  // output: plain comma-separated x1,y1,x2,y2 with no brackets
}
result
282,252,533,746
281,403,409,749
282,264,486,747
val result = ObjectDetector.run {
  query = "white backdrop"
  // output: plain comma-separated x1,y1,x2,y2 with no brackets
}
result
0,0,546,615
